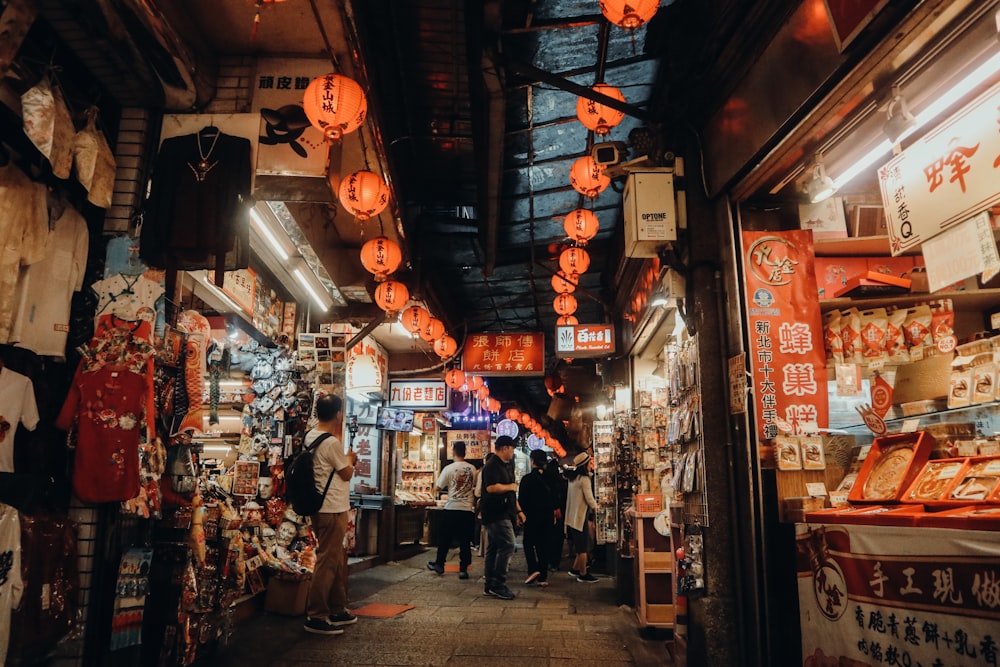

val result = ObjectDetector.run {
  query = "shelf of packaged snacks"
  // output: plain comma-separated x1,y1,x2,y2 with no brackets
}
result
814,236,900,257
819,288,1000,313
832,400,1000,433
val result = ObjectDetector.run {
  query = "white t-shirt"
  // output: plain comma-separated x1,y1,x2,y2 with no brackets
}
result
0,367,40,473
0,504,24,665
90,273,164,326
436,460,476,512
306,428,351,514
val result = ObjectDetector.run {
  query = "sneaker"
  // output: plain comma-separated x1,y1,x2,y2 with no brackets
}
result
327,612,357,626
538,581,549,587
458,570,470,580
577,572,599,583
426,561,444,575
568,568,581,577
303,617,345,635
524,571,541,585
486,586,516,600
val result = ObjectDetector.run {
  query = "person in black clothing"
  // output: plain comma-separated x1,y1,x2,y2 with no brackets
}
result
544,456,568,571
518,449,556,586
480,436,522,600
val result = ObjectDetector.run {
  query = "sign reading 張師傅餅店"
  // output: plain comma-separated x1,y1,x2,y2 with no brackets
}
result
462,332,544,376
741,230,828,442
387,380,448,409
879,80,1000,256
555,324,615,358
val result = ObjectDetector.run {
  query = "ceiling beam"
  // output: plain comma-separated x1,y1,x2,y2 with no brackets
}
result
506,61,653,123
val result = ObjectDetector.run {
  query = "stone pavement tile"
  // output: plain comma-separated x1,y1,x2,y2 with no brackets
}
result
549,660,634,667
446,657,547,666
541,619,588,632
453,643,548,658
550,645,637,661
372,649,451,665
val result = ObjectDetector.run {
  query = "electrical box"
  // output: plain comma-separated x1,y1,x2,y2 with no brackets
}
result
623,170,676,257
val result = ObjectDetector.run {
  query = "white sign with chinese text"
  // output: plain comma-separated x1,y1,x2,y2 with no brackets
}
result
921,212,1000,292
879,80,1000,255
388,380,448,409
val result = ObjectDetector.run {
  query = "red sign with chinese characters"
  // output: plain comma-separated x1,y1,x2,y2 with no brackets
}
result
555,324,615,358
462,332,545,376
742,230,828,442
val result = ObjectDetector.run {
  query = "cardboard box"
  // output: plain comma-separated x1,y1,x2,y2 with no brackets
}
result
814,257,868,299
849,431,935,504
867,256,914,279
264,576,311,616
830,271,911,298
891,354,953,404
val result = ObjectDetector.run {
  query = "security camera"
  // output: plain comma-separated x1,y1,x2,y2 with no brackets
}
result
592,141,629,167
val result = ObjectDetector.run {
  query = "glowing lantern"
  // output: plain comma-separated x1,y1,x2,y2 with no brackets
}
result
559,246,591,275
576,84,626,136
434,335,457,358
339,170,390,221
400,305,431,334
302,73,367,140
599,0,659,30
467,375,484,391
419,317,445,342
557,315,579,326
477,385,490,401
444,368,466,389
569,155,610,198
553,293,578,315
551,271,577,294
564,209,599,245
374,280,409,312
359,236,401,281
505,408,521,421
487,397,501,413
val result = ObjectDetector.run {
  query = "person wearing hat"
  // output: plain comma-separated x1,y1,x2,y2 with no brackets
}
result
564,450,600,582
518,449,557,586
480,435,522,600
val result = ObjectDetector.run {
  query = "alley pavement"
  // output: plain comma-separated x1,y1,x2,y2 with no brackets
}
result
215,548,673,666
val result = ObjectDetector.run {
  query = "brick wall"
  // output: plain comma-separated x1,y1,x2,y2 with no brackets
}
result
103,107,150,234
204,55,254,114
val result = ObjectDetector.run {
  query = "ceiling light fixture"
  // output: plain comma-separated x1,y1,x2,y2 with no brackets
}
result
804,154,836,203
649,288,669,307
884,85,917,144
293,265,332,312
249,206,290,260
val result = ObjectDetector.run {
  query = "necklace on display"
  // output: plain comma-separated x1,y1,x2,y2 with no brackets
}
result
187,129,221,182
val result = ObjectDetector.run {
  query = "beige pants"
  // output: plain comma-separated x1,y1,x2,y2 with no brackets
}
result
306,511,349,619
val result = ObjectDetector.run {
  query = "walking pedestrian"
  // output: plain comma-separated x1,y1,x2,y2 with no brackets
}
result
303,393,359,635
544,455,567,571
427,441,476,579
518,449,556,586
564,451,600,583
480,436,522,600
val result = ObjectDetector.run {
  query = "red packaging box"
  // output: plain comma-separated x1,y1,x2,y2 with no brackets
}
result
867,256,914,279
814,257,868,300
900,458,967,507
848,431,935,504
804,504,924,526
944,456,1000,504
915,505,1000,530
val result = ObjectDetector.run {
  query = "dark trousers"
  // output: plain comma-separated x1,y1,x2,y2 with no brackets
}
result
434,509,475,569
484,519,515,590
522,519,550,582
549,517,566,569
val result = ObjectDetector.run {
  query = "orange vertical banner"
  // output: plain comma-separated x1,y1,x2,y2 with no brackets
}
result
741,230,828,441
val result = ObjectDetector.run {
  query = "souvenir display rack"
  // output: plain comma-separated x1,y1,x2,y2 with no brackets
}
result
592,420,617,544
663,336,709,526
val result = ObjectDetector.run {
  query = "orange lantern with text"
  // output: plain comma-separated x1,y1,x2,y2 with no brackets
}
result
359,236,401,281
400,305,430,334
569,155,610,198
444,368,466,389
434,335,458,359
551,271,578,294
419,317,446,342
302,73,367,140
553,294,578,316
599,0,659,29
487,397,501,413
467,375,484,391
374,280,409,312
564,208,599,245
505,408,521,421
557,315,579,326
339,170,390,221
559,246,591,275
575,84,626,136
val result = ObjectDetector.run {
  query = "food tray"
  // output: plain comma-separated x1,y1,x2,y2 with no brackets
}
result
804,504,924,527
848,431,935,504
901,458,966,505
946,456,1000,504
915,505,1000,530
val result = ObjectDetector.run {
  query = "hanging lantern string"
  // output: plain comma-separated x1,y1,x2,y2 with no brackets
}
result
307,0,342,72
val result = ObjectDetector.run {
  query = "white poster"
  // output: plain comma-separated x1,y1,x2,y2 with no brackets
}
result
921,212,1000,292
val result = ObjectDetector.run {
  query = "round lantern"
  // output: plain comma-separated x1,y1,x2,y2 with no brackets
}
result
505,408,521,421
575,84,626,136
553,293,578,316
444,368,466,389
497,419,519,438
467,375,484,391
564,209,599,245
419,317,445,342
374,280,409,312
559,246,591,275
569,155,610,198
434,335,458,359
359,236,401,281
477,385,490,401
400,305,431,334
487,397,501,413
302,73,368,140
557,314,579,326
599,0,659,30
551,271,578,294
339,170,390,221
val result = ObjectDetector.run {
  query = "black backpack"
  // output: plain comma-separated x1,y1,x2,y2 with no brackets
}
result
285,432,334,516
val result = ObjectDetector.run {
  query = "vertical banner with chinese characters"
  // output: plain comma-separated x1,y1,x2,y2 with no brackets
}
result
742,230,828,442
462,332,545,376
797,523,1000,666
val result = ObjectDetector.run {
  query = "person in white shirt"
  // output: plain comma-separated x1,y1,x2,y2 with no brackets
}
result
564,451,600,583
427,442,476,579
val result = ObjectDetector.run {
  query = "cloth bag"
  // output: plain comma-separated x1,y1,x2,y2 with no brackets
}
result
72,107,116,209
20,73,75,179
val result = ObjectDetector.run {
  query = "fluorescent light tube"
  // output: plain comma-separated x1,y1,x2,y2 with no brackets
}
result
203,278,244,312
293,266,331,312
250,207,290,261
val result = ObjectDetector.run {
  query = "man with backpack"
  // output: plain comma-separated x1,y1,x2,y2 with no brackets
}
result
302,392,357,635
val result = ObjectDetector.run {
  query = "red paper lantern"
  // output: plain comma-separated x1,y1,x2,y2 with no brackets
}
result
551,271,578,294
559,246,591,275
434,335,458,359
467,375,484,391
419,317,446,342
374,280,409,312
553,294,578,315
569,155,610,198
359,236,402,281
505,408,521,421
557,315,579,326
444,368,466,389
476,386,490,401
400,305,431,334
576,84,626,136
564,209,599,245
302,73,367,140
339,170,390,221
599,0,659,29
488,397,501,413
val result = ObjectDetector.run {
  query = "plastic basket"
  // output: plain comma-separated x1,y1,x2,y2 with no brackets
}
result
636,494,662,513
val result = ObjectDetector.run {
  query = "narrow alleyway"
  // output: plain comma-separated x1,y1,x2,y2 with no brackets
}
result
216,549,673,666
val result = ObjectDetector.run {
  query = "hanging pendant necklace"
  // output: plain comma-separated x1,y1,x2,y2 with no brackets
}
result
187,130,221,182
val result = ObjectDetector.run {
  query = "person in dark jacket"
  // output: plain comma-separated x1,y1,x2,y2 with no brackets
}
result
518,449,556,586
544,456,568,570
